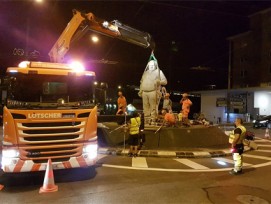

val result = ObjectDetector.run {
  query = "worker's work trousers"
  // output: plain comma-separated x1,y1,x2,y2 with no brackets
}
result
182,108,189,118
233,153,243,172
142,90,160,120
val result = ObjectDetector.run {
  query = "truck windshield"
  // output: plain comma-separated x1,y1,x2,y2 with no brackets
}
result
6,73,95,109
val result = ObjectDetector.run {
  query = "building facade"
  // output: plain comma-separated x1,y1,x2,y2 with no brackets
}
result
196,7,271,124
198,87,271,124
228,8,271,88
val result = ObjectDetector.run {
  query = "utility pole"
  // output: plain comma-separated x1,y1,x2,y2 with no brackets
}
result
227,41,232,123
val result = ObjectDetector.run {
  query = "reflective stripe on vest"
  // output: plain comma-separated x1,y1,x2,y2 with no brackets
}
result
130,117,140,135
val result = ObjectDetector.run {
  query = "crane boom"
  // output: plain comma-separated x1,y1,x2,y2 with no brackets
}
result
49,9,155,63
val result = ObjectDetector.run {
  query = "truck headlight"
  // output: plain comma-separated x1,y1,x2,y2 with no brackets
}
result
83,144,98,159
2,149,19,158
2,157,13,166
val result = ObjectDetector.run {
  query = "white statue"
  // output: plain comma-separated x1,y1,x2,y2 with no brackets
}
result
138,54,167,122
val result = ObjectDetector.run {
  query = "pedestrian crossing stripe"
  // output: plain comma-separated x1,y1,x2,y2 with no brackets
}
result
132,157,148,168
100,155,271,172
250,161,271,168
256,144,271,147
212,157,252,166
243,154,271,161
157,151,177,156
102,163,232,172
256,150,271,153
254,140,271,143
255,137,271,142
192,152,211,157
97,154,108,161
174,159,209,169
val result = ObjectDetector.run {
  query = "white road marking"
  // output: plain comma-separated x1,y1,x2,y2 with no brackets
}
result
98,143,271,172
243,154,271,160
257,144,271,147
157,151,176,156
98,148,109,154
254,140,271,143
192,152,211,157
103,164,229,172
132,157,148,168
212,157,252,166
251,161,271,168
97,154,108,161
174,159,209,169
254,137,263,139
102,161,271,172
256,149,271,153
255,137,271,142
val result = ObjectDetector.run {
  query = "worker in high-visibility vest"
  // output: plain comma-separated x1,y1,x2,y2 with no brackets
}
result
128,112,141,157
229,118,246,175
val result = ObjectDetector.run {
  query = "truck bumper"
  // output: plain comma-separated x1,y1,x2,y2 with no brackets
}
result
1,153,97,173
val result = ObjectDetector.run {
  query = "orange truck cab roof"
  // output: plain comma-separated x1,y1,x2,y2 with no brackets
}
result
6,61,95,77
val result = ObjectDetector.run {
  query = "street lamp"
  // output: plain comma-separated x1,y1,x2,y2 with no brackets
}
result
118,85,122,89
91,35,99,43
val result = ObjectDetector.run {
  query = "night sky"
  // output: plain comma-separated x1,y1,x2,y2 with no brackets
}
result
1,1,271,92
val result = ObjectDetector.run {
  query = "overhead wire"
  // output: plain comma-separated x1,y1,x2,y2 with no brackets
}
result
148,1,250,18
102,2,147,60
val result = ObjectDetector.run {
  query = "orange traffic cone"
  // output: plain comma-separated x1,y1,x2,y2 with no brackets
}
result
265,128,270,139
0,184,4,191
39,158,58,193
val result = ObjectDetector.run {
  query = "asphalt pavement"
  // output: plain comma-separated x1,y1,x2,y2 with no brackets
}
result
0,125,271,203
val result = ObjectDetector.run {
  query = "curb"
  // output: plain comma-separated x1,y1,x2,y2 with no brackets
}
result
98,146,251,158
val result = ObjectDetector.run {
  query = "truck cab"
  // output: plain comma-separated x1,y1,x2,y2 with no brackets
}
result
1,61,98,172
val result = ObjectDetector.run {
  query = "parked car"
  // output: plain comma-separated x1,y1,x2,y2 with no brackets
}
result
253,115,271,128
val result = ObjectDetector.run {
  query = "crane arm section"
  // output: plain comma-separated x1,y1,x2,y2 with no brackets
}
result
49,10,155,63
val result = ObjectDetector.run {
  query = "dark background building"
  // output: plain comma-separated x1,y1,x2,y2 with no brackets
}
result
229,8,271,88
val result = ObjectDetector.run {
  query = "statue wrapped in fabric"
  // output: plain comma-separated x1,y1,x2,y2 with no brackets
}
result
138,53,167,123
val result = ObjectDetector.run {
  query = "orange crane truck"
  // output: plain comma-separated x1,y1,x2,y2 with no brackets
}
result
1,10,153,172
